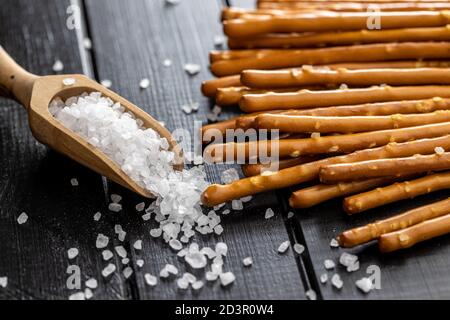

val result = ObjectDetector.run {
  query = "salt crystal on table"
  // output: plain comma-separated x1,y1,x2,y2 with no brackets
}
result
177,278,189,289
102,264,116,277
108,203,122,212
181,104,192,114
100,79,112,88
206,271,218,281
69,292,85,300
169,239,182,251
111,194,122,203
177,248,188,257
84,288,93,300
163,59,172,67
192,280,204,290
67,248,79,259
231,200,243,211
200,247,216,259
17,212,28,225
93,212,101,221
277,241,290,253
287,212,294,219
86,278,98,289
330,238,339,248
70,178,79,186
219,272,235,286
220,168,239,184
123,267,133,279
63,78,76,86
222,209,230,215
215,242,228,256
324,259,335,270
242,257,253,267
435,146,445,154
240,196,252,203
320,273,328,284
52,59,64,72
115,246,127,258
214,225,224,235
355,277,373,293
185,251,207,269
139,78,150,89
142,213,151,221
183,273,196,284
135,202,145,212
346,261,360,272
206,112,218,122
133,240,142,250
184,63,201,75
214,35,225,47
159,268,170,278
339,252,359,271
83,38,92,50
96,234,109,249
145,273,157,286
0,277,7,288
136,259,144,268
293,243,305,255
306,289,317,300
265,208,275,219
331,274,343,289
122,258,130,265
150,228,162,238
102,249,113,261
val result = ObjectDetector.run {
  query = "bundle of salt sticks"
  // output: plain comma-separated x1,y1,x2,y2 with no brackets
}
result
200,0,450,253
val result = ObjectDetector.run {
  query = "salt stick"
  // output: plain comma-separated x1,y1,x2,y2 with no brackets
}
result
338,197,450,248
235,98,450,131
321,152,450,183
201,135,450,206
344,171,450,215
289,176,409,209
201,75,241,98
239,85,450,113
378,213,450,253
241,156,320,177
205,122,450,162
223,11,450,38
255,111,450,134
210,42,450,77
228,26,450,49
241,67,450,89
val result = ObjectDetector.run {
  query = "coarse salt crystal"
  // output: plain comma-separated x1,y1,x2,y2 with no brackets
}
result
150,228,162,238
181,104,192,114
331,274,343,289
115,246,127,258
215,242,228,256
324,259,335,270
287,211,294,219
435,146,445,154
139,78,150,89
52,59,64,72
142,213,151,221
133,240,143,250
347,261,360,272
214,225,224,235
122,258,130,265
0,277,7,288
93,212,101,221
306,289,317,300
111,194,122,203
63,78,76,86
135,202,145,212
163,59,172,67
17,212,28,225
320,273,328,284
355,277,373,293
68,292,85,300
192,280,204,290
159,268,170,278
145,273,157,286
100,79,112,88
85,278,98,289
84,288,93,299
277,241,290,253
177,277,189,289
219,272,235,286
136,259,145,268
108,203,122,212
70,178,79,186
222,209,230,215
96,234,109,249
165,264,178,275
231,199,243,211
102,249,113,261
184,63,201,75
185,251,207,269
240,196,252,203
123,267,133,279
339,252,359,272
102,264,116,277
242,257,253,267
265,208,275,219
68,248,79,259
169,239,183,251
83,38,92,50
330,238,339,248
206,271,218,281
293,243,305,255
220,168,239,184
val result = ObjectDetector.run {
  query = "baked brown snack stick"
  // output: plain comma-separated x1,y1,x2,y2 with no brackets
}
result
255,110,450,134
211,42,450,76
241,155,320,177
321,152,450,183
201,135,450,206
344,171,450,214
210,49,282,63
338,197,450,248
205,122,450,161
229,25,450,49
223,11,450,38
239,85,450,112
241,67,450,89
201,75,241,98
216,86,307,106
378,213,450,252
289,176,404,208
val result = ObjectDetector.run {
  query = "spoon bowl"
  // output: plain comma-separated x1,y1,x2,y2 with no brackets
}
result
0,46,183,198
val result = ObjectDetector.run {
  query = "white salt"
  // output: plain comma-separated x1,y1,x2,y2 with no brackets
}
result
159,268,170,278
215,242,228,256
83,38,92,50
220,168,239,184
265,208,275,219
177,278,189,289
69,292,85,300
231,200,243,211
17,212,28,225
96,234,109,249
169,239,182,251
339,252,359,272
122,258,130,265
150,228,162,238
214,225,224,235
165,264,178,275
222,209,231,215
63,78,76,86
435,146,445,154
330,238,339,248
102,264,116,277
144,273,157,286
293,243,305,255
123,267,133,279
181,104,192,114
139,78,150,89
163,59,172,67
108,203,122,212
52,59,64,72
101,79,112,88
287,212,294,219
331,274,343,289
324,259,335,270
133,240,143,250
183,273,196,284
240,196,252,203
185,251,207,269
206,271,218,281
70,178,79,186
242,257,253,267
84,288,93,300
355,277,373,293
192,280,204,290
277,241,290,254
219,272,235,286
320,273,328,284
135,202,145,212
111,194,122,203
184,63,201,75
136,259,144,268
93,212,101,221
0,277,7,288
102,249,113,261
306,289,317,300
142,213,151,221
85,278,98,289
115,246,127,258
67,248,79,259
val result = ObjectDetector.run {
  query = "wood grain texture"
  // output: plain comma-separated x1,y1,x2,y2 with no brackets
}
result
83,0,306,299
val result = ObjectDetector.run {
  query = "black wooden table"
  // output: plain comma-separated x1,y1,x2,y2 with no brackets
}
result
1,0,450,300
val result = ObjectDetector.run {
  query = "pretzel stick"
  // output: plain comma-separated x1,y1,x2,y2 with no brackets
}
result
241,67,450,89
211,42,450,76
223,11,450,38
322,152,450,183
242,156,320,176
255,110,450,134
239,85,450,112
338,197,450,248
378,213,450,252
344,171,450,215
210,49,281,63
206,122,450,162
216,86,308,106
201,75,241,98
201,135,450,206
229,26,450,49
289,176,405,208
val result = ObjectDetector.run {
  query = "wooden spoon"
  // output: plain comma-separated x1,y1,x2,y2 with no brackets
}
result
0,46,183,198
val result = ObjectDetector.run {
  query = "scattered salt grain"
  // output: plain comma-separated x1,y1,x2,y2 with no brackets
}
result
320,273,328,284
96,234,109,249
169,239,183,251
177,277,189,289
83,38,92,50
145,273,157,286
17,212,28,225
108,203,122,212
184,63,201,75
185,251,207,269
331,274,343,289
123,267,133,279
85,278,98,289
219,272,235,286
339,252,359,272
166,264,179,275
330,238,339,248
214,225,224,235
240,196,252,203
163,59,172,67
181,104,193,114
111,194,122,203
67,248,79,259
192,280,204,290
159,268,170,278
293,243,305,255
277,241,290,254
69,292,85,300
133,240,143,250
52,59,64,72
215,242,228,256
287,211,294,219
142,213,152,221
222,209,231,215
150,228,162,238
115,246,127,258
347,261,360,272
214,35,225,47
135,202,145,212
63,78,76,86
355,277,373,293
265,208,275,219
122,258,130,265
139,78,150,89
435,146,445,154
101,264,116,277
102,249,113,261
324,259,335,270
93,212,101,221
220,168,240,184
231,199,243,211
70,178,79,186
100,79,112,88
0,277,7,288
84,288,93,300
136,259,145,268
206,271,218,281
306,289,317,300
242,257,253,267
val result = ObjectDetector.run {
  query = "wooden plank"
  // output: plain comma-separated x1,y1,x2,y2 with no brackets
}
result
0,0,127,300
84,0,306,299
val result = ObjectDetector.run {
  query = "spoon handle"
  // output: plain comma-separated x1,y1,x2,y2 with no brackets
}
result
0,46,38,109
